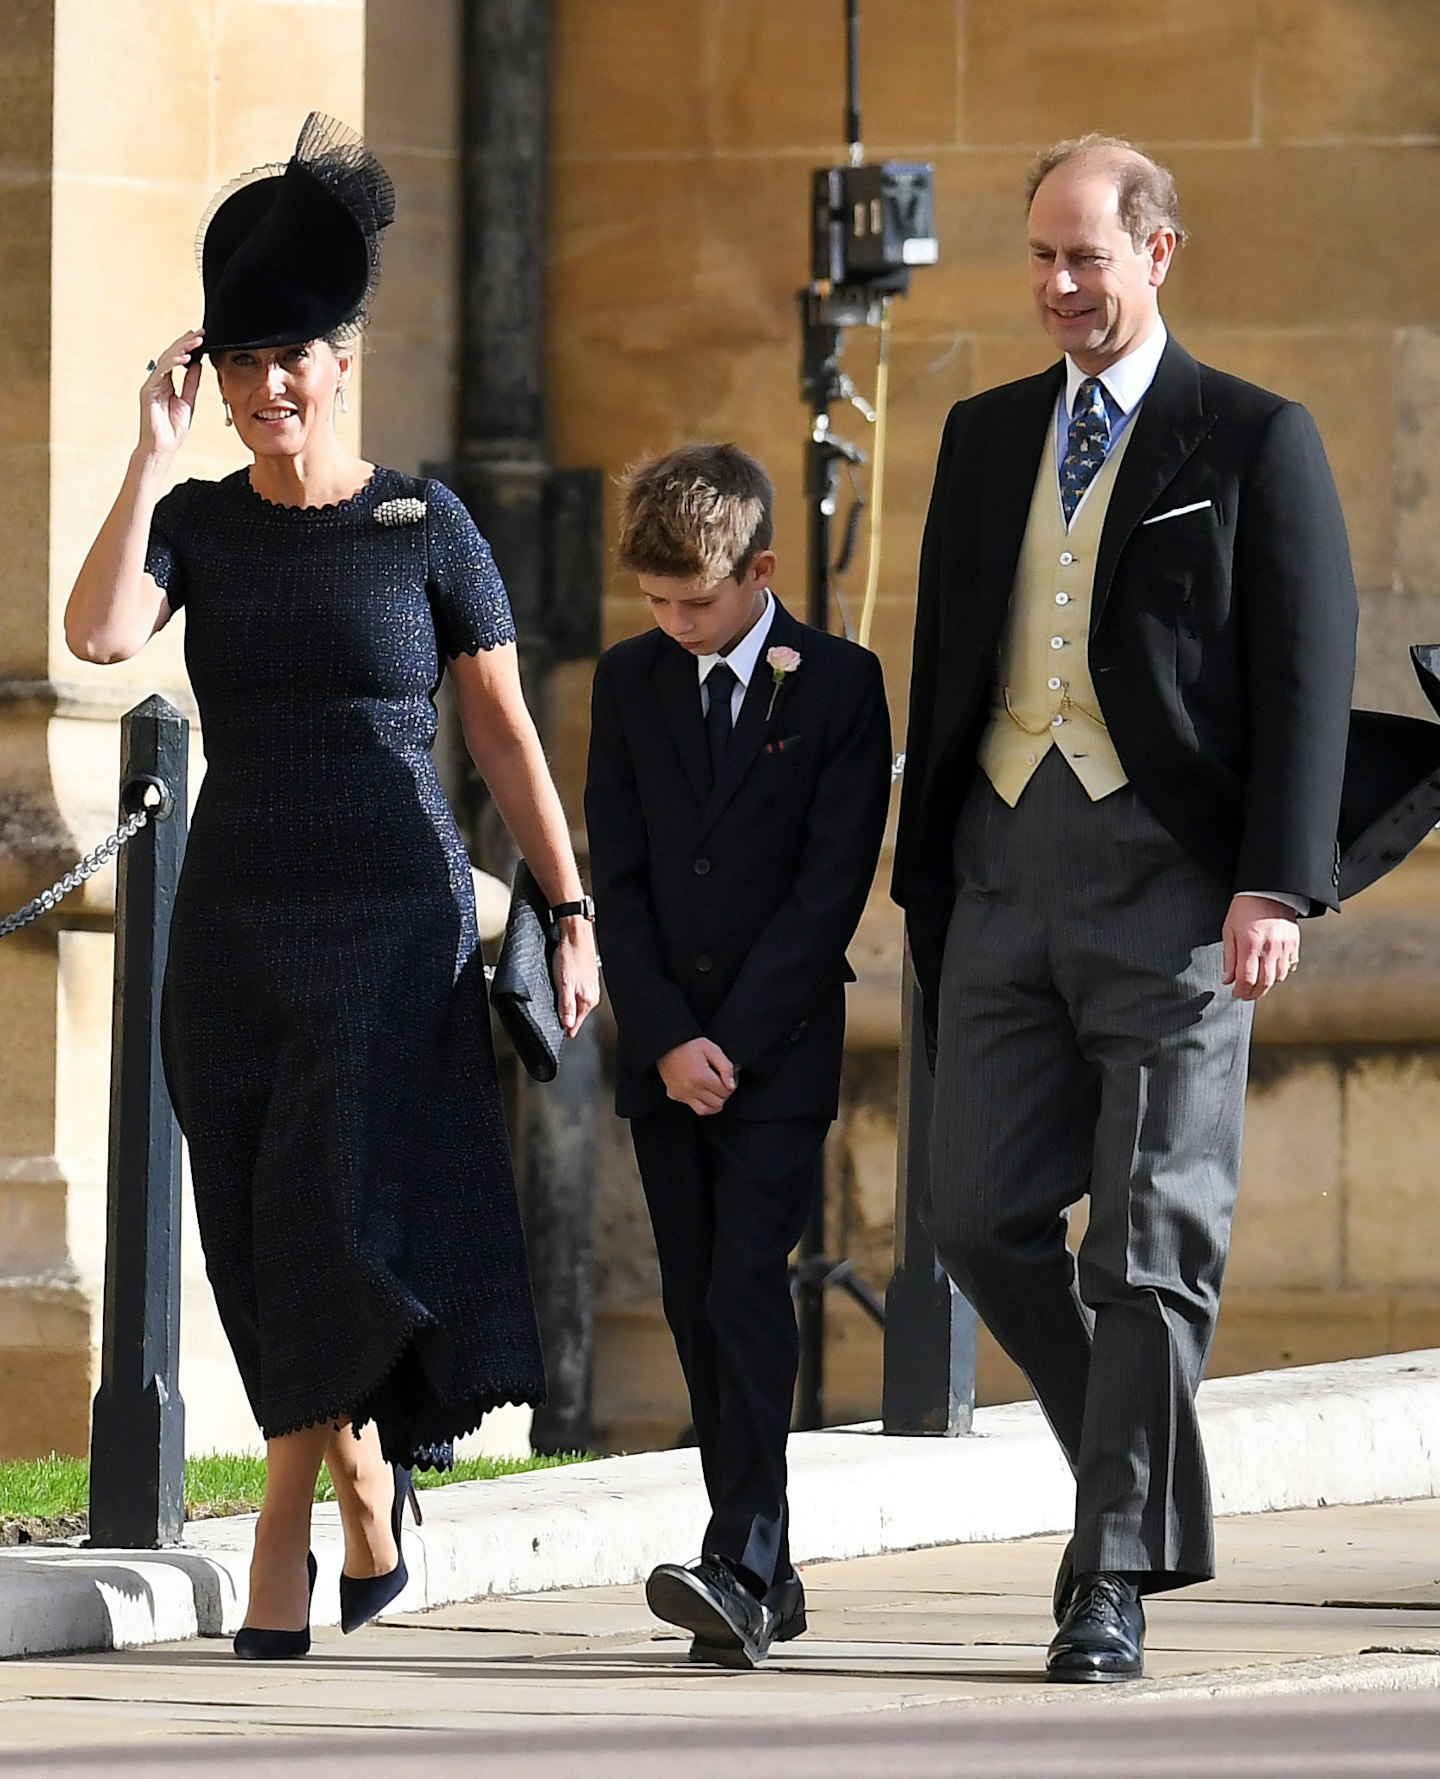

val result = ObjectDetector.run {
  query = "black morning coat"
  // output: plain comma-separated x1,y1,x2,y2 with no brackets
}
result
892,333,1440,1030
585,598,893,1124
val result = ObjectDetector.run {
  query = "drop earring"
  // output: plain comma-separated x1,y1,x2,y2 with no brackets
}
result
336,386,350,415
222,399,234,428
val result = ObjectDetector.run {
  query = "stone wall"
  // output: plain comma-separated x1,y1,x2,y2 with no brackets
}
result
543,0,1440,1449
363,0,461,478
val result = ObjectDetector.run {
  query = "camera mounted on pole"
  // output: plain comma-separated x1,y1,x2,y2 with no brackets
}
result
799,0,938,636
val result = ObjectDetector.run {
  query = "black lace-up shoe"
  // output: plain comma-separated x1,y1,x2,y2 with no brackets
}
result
1046,1571,1145,1683
647,1556,776,1669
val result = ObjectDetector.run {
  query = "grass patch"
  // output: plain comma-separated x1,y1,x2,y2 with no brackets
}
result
0,1454,90,1522
0,1448,591,1528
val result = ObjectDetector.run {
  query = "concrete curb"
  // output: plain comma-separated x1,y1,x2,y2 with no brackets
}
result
3,1348,1439,1660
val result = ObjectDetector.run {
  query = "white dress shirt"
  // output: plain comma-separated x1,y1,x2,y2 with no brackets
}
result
1053,323,1305,917
697,591,777,723
1053,320,1169,502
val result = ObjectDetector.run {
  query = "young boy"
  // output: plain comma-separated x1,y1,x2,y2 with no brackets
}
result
584,442,892,1667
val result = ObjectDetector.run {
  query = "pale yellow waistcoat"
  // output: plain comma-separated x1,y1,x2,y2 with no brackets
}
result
977,413,1138,806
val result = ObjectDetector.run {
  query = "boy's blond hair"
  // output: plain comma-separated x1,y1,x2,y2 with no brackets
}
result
617,443,774,583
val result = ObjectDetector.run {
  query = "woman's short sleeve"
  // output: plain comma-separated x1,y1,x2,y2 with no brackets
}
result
425,480,517,658
144,486,188,610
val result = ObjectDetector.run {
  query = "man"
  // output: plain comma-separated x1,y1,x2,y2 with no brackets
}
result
586,443,892,1667
893,135,1358,1683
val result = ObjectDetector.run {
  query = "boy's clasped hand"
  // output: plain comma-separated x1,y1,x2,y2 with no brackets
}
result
657,1038,739,1115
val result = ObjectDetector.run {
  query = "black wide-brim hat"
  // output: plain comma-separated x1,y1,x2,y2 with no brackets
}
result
1339,645,1440,899
198,113,395,356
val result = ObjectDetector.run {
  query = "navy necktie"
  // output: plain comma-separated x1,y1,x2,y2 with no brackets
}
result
704,661,738,776
1060,376,1111,524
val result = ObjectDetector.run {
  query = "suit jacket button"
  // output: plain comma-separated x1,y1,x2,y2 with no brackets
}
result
693,858,711,875
695,954,713,972
789,1028,802,1042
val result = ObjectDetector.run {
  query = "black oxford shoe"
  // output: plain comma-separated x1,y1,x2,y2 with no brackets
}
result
647,1556,776,1669
1046,1571,1145,1683
764,1570,807,1642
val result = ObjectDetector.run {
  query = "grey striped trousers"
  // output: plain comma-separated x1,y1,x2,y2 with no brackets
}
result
927,752,1254,1590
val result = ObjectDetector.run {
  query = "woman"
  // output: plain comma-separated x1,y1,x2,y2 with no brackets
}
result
64,115,599,1657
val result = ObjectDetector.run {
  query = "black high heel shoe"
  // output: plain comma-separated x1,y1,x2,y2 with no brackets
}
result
233,1549,317,1661
338,1462,422,1634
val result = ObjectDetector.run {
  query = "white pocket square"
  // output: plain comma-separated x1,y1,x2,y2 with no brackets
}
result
1142,499,1213,527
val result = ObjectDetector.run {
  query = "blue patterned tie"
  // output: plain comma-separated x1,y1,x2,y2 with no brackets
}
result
1059,377,1111,524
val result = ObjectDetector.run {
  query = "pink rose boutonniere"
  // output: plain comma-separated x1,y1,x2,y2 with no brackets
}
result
765,645,802,720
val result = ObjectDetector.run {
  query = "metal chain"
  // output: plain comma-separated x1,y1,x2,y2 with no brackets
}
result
0,809,151,940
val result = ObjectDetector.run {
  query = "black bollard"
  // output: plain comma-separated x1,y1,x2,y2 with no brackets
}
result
881,946,975,1435
89,696,188,1547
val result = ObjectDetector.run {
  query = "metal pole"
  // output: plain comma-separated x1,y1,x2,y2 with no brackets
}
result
844,0,861,155
881,948,975,1434
791,341,841,1432
89,695,189,1546
805,419,836,633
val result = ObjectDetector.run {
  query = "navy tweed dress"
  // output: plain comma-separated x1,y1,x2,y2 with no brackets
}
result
147,466,545,1461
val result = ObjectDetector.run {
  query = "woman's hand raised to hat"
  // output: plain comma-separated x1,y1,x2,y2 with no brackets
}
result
140,329,205,462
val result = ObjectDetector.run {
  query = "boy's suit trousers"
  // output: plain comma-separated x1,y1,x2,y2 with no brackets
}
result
631,1107,826,1589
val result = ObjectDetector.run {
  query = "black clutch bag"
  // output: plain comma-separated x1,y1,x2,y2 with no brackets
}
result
489,862,566,1083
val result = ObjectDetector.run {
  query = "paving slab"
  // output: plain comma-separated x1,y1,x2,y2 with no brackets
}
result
5,1349,1440,1661
1,1496,1439,1772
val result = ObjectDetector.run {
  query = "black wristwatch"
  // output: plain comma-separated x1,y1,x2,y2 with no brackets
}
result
549,895,596,924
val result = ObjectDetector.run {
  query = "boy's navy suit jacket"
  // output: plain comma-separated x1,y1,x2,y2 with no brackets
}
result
585,598,892,1123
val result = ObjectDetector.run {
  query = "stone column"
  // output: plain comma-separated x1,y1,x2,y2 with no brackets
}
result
0,0,364,1459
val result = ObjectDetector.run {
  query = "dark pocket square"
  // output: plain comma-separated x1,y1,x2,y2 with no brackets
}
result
764,734,803,756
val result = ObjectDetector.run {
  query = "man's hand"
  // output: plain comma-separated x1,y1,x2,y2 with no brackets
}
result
1222,894,1301,1001
657,1038,738,1116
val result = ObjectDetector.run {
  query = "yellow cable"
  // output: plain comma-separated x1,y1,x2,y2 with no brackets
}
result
857,300,892,651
